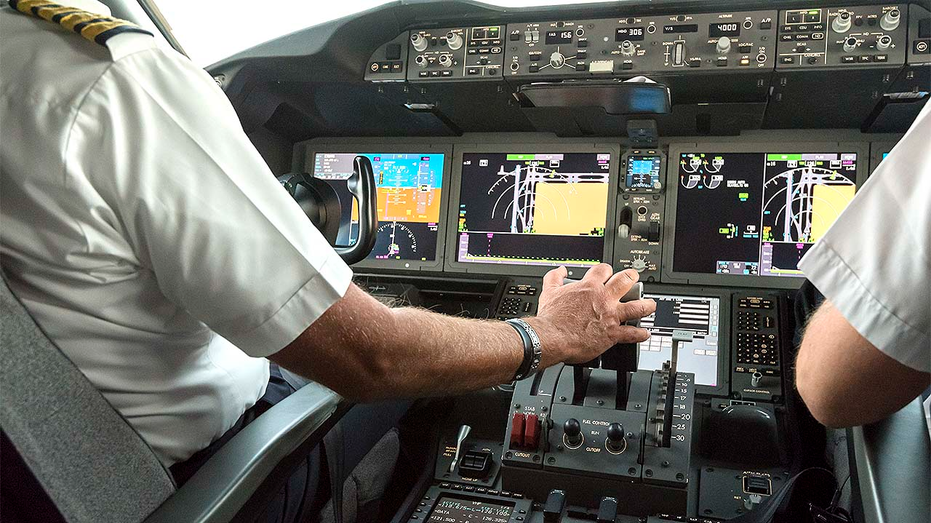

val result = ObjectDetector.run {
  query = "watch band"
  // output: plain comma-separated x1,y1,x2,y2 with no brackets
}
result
506,318,543,381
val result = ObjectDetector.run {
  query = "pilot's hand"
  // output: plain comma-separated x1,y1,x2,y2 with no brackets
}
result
530,264,655,365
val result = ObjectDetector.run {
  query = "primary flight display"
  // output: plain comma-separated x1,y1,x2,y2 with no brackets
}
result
673,151,858,278
455,152,612,268
312,152,445,263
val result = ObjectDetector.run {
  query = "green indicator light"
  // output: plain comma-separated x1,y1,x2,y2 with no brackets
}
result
739,192,749,201
719,228,730,234
506,154,535,161
767,153,803,161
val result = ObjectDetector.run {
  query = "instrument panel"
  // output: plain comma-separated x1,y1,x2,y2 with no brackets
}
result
365,4,915,83
303,136,887,289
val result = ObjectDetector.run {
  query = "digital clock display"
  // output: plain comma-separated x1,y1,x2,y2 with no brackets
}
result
545,30,573,44
615,26,645,41
709,23,741,37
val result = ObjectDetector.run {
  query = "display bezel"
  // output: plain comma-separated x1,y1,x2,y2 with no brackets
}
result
304,143,452,272
662,142,869,289
445,143,621,278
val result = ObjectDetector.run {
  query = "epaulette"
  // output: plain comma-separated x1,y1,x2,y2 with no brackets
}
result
9,0,153,46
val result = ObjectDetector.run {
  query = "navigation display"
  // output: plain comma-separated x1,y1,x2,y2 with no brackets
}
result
674,152,858,278
312,153,444,263
456,152,612,268
638,294,721,387
427,496,514,523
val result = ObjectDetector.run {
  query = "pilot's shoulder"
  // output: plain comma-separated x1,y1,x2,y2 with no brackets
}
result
7,0,155,62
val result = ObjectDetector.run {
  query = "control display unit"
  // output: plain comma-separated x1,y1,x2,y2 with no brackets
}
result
448,147,618,276
310,151,448,270
638,293,721,387
426,495,514,523
666,144,866,287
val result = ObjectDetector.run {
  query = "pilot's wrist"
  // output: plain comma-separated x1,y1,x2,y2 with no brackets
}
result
522,317,565,369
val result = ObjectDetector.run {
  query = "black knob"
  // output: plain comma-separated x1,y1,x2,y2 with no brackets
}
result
607,422,625,443
564,418,582,446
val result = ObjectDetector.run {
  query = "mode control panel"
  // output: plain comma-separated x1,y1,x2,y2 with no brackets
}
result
776,5,907,67
504,11,776,77
407,26,507,81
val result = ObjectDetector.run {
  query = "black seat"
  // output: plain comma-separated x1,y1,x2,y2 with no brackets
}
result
0,274,345,522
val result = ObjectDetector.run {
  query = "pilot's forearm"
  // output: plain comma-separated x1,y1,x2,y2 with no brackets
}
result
269,284,555,402
796,301,930,428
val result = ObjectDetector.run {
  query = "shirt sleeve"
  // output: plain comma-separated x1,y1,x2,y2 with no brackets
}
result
65,46,352,358
798,104,931,373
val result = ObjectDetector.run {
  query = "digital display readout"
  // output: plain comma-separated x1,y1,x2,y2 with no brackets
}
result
663,23,699,33
426,496,514,523
545,30,573,44
615,26,645,41
709,23,741,37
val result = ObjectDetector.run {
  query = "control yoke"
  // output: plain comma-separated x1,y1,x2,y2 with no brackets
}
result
278,155,378,265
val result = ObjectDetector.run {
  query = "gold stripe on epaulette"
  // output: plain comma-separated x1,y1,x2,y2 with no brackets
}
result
9,0,153,46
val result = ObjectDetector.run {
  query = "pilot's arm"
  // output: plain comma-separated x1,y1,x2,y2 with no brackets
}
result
75,32,654,403
796,104,931,428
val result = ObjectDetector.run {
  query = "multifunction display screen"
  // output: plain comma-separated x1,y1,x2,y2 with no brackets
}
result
312,153,444,262
674,152,858,277
456,152,612,268
638,294,721,387
625,155,662,190
426,496,514,523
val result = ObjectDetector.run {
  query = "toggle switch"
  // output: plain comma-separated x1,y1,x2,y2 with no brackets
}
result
510,412,526,448
596,497,619,523
523,413,540,450
648,221,661,242
543,489,567,523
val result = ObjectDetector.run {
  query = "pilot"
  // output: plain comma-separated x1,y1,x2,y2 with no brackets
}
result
0,0,656,518
795,101,931,429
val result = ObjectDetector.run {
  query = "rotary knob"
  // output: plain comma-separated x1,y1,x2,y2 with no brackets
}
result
843,36,858,53
832,11,852,34
414,55,428,68
716,36,732,54
550,51,566,68
606,423,626,453
445,31,463,50
621,40,635,56
411,32,428,52
563,418,583,447
631,258,647,273
880,9,900,31
438,53,453,67
876,34,892,51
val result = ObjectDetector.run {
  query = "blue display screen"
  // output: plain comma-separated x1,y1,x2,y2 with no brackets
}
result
312,153,445,262
625,155,662,189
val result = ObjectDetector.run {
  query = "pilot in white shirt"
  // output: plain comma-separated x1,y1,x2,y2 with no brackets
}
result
796,100,931,428
1,0,352,466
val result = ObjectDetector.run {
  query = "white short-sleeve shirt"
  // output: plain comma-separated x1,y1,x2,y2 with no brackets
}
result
0,2,352,466
799,103,931,373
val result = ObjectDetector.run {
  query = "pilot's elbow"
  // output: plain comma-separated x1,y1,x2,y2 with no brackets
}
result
796,370,848,428
337,352,396,403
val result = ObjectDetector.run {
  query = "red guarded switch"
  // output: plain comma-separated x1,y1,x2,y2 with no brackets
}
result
510,412,526,448
523,413,540,450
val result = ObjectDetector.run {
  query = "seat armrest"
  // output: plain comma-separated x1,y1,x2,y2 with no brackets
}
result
850,397,931,523
144,382,345,523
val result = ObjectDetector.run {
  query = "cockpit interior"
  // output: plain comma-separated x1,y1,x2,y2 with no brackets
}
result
1,1,929,523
